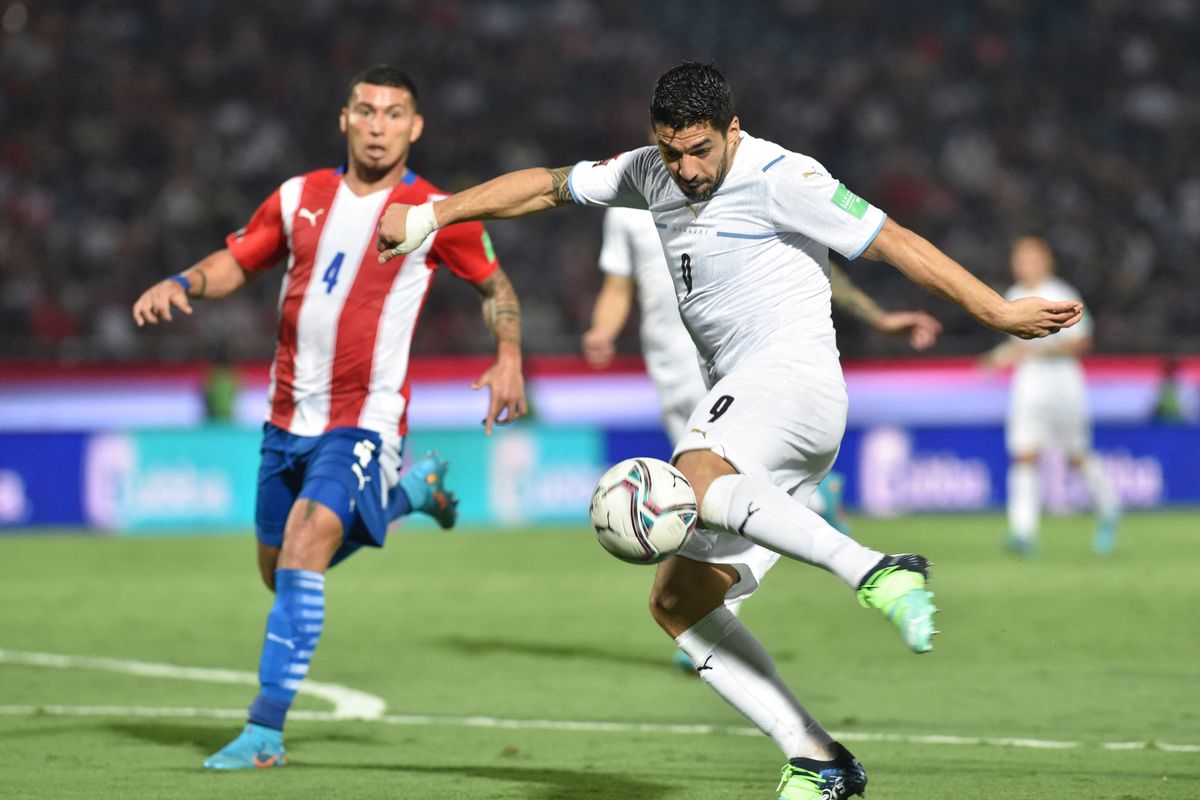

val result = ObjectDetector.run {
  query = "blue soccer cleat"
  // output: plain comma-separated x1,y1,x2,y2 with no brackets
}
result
400,451,458,529
815,471,852,536
1093,513,1119,555
203,723,285,770
672,648,697,675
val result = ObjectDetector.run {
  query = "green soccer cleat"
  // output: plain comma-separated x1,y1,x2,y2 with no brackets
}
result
203,723,285,770
400,451,458,529
777,743,867,799
857,553,937,654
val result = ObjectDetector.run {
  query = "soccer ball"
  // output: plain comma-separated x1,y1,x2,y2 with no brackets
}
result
589,458,698,564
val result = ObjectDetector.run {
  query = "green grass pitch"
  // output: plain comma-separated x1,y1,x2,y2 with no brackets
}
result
1,511,1198,799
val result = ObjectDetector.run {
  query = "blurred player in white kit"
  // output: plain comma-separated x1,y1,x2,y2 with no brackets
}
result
982,235,1120,554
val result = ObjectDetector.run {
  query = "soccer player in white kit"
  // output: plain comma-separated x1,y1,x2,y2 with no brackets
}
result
377,63,1081,799
583,207,942,445
584,207,944,673
981,235,1120,554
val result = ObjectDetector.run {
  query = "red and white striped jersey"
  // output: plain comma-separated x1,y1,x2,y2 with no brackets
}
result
227,167,497,461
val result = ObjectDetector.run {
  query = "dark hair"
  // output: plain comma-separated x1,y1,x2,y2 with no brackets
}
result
650,61,735,131
347,64,420,112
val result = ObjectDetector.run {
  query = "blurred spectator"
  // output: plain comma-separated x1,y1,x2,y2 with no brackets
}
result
2,0,1198,361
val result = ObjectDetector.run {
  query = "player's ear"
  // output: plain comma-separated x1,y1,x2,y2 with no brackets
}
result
409,113,425,144
339,107,349,134
726,116,740,139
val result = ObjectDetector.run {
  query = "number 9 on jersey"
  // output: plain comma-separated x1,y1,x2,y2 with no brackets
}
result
589,458,698,564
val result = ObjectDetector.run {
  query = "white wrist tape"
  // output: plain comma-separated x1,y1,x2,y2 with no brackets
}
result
394,201,439,255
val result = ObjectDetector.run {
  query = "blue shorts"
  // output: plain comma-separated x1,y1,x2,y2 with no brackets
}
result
255,423,404,551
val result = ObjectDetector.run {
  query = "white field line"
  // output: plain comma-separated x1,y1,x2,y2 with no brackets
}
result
0,649,385,720
2,650,1198,754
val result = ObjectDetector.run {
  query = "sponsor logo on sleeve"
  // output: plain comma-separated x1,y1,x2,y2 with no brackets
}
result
831,183,869,220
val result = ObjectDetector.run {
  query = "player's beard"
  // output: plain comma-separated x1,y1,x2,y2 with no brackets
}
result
676,150,731,202
353,142,405,184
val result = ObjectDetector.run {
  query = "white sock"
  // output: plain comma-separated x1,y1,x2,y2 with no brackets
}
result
1007,463,1040,543
675,605,834,760
701,474,881,589
1078,454,1120,519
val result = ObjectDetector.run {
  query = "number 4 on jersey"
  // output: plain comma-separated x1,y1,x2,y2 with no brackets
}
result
322,252,345,294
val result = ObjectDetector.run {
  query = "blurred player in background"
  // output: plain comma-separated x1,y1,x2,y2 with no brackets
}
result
132,64,527,769
377,62,1079,800
981,235,1119,554
581,209,943,668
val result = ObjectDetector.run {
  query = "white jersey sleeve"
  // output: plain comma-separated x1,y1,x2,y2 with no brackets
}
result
766,157,887,260
567,148,655,210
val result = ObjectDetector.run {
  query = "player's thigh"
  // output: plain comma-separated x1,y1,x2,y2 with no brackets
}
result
300,427,392,548
277,497,345,572
1006,399,1051,456
255,426,307,552
673,531,781,609
673,363,847,501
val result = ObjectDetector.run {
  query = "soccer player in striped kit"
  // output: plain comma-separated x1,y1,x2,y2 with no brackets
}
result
133,65,527,769
377,62,1080,800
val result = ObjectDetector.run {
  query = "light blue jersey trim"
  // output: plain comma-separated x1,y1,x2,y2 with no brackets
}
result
567,166,583,205
849,213,887,260
716,230,777,240
762,155,786,172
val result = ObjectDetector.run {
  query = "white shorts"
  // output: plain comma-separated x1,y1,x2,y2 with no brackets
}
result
670,356,848,602
1007,392,1091,456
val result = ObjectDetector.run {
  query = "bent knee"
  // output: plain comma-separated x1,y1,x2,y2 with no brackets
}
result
648,584,682,627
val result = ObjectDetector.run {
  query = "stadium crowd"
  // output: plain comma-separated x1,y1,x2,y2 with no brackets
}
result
2,0,1198,362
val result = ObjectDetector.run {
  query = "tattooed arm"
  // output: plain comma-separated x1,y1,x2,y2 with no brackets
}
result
470,266,527,434
829,263,887,328
378,167,576,262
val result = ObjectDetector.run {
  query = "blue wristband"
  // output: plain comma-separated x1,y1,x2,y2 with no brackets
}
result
169,274,192,294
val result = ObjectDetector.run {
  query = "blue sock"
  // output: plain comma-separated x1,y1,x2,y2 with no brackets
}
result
390,484,414,520
247,569,325,731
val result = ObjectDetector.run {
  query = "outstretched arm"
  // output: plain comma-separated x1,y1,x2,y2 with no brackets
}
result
131,249,251,327
582,274,636,368
861,218,1081,339
378,166,575,262
829,263,942,350
469,266,527,435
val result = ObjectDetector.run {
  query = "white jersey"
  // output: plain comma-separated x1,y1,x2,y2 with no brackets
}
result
1005,276,1091,400
1003,276,1093,453
569,132,887,387
597,207,706,441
